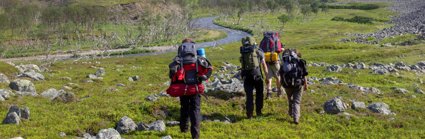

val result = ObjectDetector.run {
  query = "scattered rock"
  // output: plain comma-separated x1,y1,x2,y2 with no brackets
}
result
323,97,347,114
146,94,159,102
161,135,173,139
0,89,13,100
148,120,166,132
20,107,30,120
41,88,60,100
82,133,95,139
326,65,343,72
16,64,41,73
166,121,180,126
351,101,366,110
320,77,343,85
116,116,137,134
18,70,45,81
96,128,121,139
137,122,149,131
10,137,24,139
415,88,425,94
59,132,66,137
393,87,409,94
2,112,20,125
0,96,4,101
60,77,72,81
9,79,37,96
368,102,393,115
87,74,103,80
348,84,382,94
0,73,10,83
95,68,106,77
53,90,77,103
116,83,126,87
128,76,140,82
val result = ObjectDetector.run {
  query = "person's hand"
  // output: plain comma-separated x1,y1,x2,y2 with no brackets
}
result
304,84,308,91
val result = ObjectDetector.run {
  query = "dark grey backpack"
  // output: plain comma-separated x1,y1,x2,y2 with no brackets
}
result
280,49,304,87
178,42,197,64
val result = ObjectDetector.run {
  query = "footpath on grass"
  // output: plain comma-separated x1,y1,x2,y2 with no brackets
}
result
1,17,251,62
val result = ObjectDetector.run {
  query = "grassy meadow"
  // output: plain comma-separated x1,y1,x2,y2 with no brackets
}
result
0,1,425,139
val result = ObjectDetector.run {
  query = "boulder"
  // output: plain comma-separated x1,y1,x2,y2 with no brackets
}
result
59,132,66,137
0,96,4,101
351,101,366,110
5,105,30,120
116,116,137,134
323,97,347,114
148,120,166,132
18,70,45,81
41,88,60,100
9,79,37,96
10,137,24,139
368,102,393,115
0,73,10,84
2,112,20,125
96,128,121,139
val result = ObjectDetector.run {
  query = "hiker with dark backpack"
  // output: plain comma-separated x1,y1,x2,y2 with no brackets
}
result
239,37,268,118
166,38,213,139
259,31,284,99
279,49,308,124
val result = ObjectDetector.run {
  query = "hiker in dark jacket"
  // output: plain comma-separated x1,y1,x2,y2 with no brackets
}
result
279,49,308,124
166,38,213,139
239,37,269,118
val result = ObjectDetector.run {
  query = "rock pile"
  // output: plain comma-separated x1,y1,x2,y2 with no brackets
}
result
323,97,395,115
346,0,425,43
311,61,425,74
206,62,244,99
15,64,45,81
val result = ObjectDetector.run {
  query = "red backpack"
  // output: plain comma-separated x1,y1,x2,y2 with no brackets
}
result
166,43,212,97
260,32,283,53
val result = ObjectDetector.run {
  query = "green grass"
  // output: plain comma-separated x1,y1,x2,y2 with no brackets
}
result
1,3,425,139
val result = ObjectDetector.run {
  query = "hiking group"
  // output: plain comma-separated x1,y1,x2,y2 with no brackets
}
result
166,33,308,139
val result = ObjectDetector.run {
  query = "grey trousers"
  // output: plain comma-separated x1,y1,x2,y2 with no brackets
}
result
284,86,303,122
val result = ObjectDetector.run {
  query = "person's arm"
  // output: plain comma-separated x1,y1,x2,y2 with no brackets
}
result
261,59,268,77
304,77,308,91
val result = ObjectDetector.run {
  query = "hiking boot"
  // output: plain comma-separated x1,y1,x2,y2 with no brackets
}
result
277,89,283,97
256,111,263,117
294,118,299,125
247,112,253,119
266,89,272,99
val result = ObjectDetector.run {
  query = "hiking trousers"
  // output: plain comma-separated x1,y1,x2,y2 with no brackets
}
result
243,75,264,117
284,86,303,122
180,94,201,139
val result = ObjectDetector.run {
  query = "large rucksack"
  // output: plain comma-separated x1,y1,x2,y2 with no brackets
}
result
240,37,260,71
260,32,283,63
279,49,305,88
167,43,213,97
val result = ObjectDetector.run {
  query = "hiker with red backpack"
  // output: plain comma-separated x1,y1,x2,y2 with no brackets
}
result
166,38,213,139
259,32,284,99
239,36,268,118
279,49,308,124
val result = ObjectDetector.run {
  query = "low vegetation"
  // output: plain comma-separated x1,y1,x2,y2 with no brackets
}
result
0,0,424,139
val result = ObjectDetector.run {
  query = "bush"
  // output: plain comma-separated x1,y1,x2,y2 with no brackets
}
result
332,16,375,24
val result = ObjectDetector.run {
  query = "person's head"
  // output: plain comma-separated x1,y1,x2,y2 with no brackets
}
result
182,38,194,43
283,48,302,58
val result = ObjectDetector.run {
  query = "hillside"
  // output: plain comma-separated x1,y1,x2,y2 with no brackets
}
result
0,0,425,138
